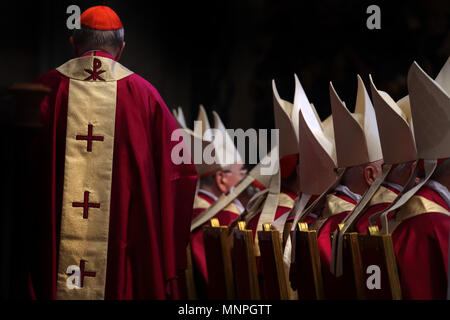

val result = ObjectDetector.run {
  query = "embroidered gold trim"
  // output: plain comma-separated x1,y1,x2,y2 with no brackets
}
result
193,195,213,210
57,56,133,82
369,186,398,207
322,194,356,219
277,192,295,209
389,195,450,232
223,202,241,215
56,77,117,299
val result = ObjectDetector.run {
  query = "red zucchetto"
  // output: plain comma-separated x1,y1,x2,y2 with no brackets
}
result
81,5,123,30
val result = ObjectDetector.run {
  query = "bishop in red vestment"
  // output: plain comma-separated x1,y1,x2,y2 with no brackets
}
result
391,177,450,299
310,78,385,299
189,187,242,296
28,6,198,300
388,61,450,299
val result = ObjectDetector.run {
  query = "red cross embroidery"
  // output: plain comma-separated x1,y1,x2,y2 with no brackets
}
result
76,124,104,152
72,191,100,219
84,58,106,81
66,260,96,288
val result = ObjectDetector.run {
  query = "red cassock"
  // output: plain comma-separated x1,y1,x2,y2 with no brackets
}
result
189,191,240,295
391,185,450,300
29,51,198,300
312,191,357,299
355,185,400,234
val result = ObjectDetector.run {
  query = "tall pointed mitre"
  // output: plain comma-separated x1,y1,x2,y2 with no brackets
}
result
172,106,187,129
173,104,211,133
210,111,243,165
408,60,450,160
369,76,417,164
197,104,211,134
172,105,220,177
294,76,337,195
273,79,300,178
435,57,450,92
330,76,383,168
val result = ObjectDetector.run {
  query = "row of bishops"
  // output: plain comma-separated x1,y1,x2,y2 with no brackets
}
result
9,5,448,300
173,57,450,300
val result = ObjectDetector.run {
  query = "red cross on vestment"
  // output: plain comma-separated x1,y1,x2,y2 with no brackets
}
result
84,58,106,81
66,260,96,288
72,191,100,219
76,124,104,152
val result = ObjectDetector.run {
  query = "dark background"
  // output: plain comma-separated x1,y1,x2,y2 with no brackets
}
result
0,0,449,299
1,0,449,128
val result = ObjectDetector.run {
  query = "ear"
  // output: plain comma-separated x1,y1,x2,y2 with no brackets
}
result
215,171,229,194
115,42,126,61
69,36,79,57
364,164,379,185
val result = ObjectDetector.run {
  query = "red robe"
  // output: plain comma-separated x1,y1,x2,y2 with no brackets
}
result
190,192,240,293
312,192,357,299
392,185,450,299
355,185,400,234
30,51,198,300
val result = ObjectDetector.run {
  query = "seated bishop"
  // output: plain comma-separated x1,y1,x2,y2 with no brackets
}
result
174,105,246,297
387,59,450,300
308,76,384,299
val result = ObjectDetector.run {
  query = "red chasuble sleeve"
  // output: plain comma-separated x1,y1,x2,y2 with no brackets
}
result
314,193,356,299
29,52,198,300
142,80,198,299
392,186,450,300
190,193,240,288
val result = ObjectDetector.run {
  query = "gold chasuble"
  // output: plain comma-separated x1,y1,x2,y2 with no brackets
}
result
55,54,132,299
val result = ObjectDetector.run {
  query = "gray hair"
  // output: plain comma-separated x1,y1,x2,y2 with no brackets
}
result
72,26,124,55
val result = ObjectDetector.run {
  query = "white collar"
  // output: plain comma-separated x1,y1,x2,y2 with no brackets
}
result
198,189,245,213
425,180,450,209
233,198,245,213
382,181,404,193
335,184,362,203
197,189,219,202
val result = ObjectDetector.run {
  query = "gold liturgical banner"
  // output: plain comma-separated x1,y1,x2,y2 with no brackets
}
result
55,55,132,300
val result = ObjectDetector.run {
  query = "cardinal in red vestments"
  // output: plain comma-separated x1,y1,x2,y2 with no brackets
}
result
28,6,198,300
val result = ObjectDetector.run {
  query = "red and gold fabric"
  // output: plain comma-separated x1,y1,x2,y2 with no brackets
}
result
355,185,400,234
190,192,241,293
311,192,357,299
55,52,132,299
30,51,198,300
391,186,450,299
